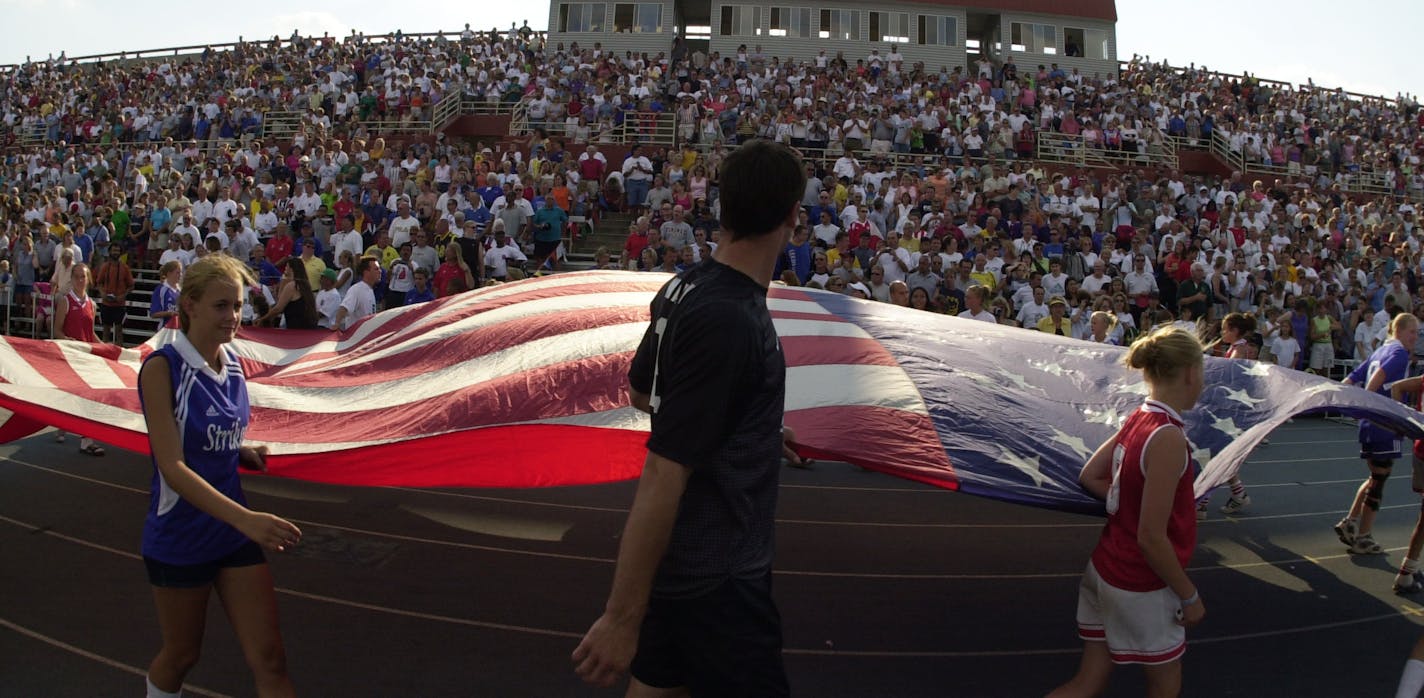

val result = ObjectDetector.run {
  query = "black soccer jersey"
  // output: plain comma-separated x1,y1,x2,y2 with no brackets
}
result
629,259,786,598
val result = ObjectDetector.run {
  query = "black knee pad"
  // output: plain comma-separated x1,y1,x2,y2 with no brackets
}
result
1367,471,1389,511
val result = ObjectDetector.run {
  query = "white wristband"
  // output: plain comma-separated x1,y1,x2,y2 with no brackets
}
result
1179,591,1200,608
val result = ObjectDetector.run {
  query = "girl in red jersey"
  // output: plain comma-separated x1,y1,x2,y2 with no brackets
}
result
1049,326,1206,698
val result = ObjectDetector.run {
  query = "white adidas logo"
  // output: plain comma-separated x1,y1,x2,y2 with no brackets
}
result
205,405,220,418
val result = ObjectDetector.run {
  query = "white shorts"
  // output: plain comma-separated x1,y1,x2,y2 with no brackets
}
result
1308,342,1334,370
1075,561,1185,665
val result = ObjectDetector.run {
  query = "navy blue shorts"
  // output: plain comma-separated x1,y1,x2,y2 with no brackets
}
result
631,574,788,697
144,541,265,588
1360,427,1401,460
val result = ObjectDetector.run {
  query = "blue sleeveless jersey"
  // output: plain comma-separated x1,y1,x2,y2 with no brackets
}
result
138,332,252,565
1348,339,1412,441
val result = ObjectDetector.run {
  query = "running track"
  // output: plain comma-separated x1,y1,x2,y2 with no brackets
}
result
2,418,1421,696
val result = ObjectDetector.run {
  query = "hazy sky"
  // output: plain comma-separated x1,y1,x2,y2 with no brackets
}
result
1,0,1419,99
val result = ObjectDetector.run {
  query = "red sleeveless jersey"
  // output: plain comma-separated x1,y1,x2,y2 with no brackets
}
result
61,291,98,343
1090,400,1196,592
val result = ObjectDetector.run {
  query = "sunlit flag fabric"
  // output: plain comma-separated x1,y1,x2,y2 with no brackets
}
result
2,270,1424,514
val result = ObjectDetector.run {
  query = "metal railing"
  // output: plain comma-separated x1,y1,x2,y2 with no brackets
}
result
430,93,463,133
507,97,531,136
518,110,676,146
1033,131,1179,171
261,111,304,141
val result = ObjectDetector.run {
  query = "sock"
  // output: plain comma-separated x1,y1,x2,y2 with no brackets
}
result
147,678,181,698
1398,559,1421,587
1397,658,1424,698
1229,478,1247,499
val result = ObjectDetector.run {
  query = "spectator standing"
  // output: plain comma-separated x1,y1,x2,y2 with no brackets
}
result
531,197,569,270
314,270,343,330
622,145,654,210
334,255,380,330
93,245,135,345
405,269,436,305
385,244,416,309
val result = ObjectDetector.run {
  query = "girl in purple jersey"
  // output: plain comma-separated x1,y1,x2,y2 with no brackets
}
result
1338,312,1419,556
138,255,301,698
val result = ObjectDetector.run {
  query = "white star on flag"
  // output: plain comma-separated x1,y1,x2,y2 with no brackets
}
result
997,445,1047,487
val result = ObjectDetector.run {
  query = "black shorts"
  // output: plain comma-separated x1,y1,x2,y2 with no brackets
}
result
532,239,560,261
98,304,126,326
631,574,788,697
144,541,265,588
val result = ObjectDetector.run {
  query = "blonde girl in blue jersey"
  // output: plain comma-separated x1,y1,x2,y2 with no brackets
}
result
138,255,301,698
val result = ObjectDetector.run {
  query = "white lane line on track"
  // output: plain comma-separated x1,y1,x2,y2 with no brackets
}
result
2,512,1416,657
782,611,1419,657
4,461,1421,581
4,453,1417,542
0,618,231,697
1248,456,1358,464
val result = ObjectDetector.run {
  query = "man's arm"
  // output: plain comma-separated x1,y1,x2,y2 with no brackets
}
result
572,450,691,688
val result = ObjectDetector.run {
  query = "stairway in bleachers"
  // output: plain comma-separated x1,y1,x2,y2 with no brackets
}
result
563,212,636,271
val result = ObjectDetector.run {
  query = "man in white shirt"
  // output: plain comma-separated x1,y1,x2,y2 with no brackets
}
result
388,200,422,248
1075,189,1101,231
1016,285,1051,327
294,182,323,218
875,232,913,284
334,255,380,330
328,215,365,264
811,211,841,248
227,220,260,262
212,195,238,225
1041,260,1070,297
484,226,528,281
1081,261,1112,295
621,145,654,209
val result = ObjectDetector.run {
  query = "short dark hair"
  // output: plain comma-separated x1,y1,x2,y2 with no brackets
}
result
717,139,805,241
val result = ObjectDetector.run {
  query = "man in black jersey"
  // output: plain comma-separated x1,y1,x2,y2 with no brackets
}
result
574,139,805,697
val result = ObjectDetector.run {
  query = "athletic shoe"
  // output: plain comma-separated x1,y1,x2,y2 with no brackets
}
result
1395,571,1424,595
1334,518,1358,546
1350,534,1385,555
1220,495,1251,515
1196,501,1209,521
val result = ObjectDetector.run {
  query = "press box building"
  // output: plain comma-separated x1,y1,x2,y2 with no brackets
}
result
547,0,1119,78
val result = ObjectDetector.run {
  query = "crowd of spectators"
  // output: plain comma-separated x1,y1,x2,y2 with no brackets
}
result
1,24,546,149
1,22,1422,375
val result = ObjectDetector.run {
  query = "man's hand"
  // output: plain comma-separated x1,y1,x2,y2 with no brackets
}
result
572,612,639,688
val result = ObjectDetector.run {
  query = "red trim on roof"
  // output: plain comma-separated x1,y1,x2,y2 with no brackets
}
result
897,0,1117,23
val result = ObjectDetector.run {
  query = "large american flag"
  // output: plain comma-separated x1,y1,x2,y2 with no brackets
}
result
2,270,1423,514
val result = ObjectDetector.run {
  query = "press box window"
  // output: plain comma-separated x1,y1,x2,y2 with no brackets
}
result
917,15,957,46
1010,22,1057,54
769,7,812,38
819,9,860,40
614,3,662,33
1062,27,1109,59
559,3,606,33
720,5,763,37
